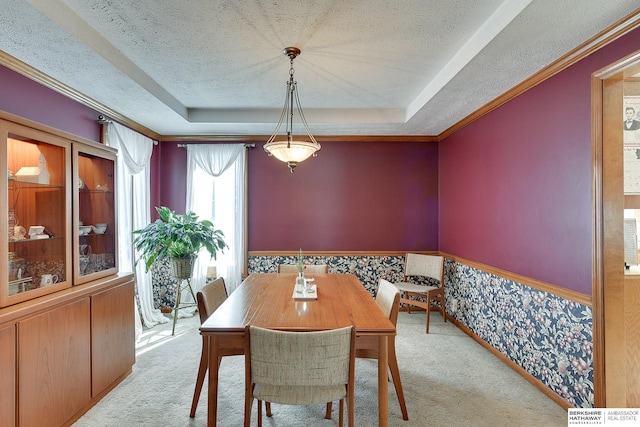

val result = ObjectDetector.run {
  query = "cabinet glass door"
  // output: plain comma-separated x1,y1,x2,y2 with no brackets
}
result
2,126,71,307
74,144,117,284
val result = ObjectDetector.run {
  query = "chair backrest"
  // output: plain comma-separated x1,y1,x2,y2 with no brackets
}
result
375,279,401,326
206,265,217,280
278,264,329,274
404,253,444,283
248,325,355,389
196,277,228,324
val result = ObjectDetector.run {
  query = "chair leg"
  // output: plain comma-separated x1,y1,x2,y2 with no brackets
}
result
325,402,333,419
425,302,431,334
266,402,272,417
244,364,253,427
244,396,252,427
388,339,409,420
189,336,209,417
339,399,344,427
257,400,263,427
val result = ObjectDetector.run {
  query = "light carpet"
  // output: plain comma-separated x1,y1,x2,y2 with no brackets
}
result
73,312,567,426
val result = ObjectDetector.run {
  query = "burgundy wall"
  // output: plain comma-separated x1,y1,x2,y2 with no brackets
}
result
249,140,438,251
0,66,101,142
150,141,186,220
439,27,640,295
154,139,439,251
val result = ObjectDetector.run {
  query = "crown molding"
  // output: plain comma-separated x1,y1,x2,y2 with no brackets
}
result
158,134,438,143
0,50,161,141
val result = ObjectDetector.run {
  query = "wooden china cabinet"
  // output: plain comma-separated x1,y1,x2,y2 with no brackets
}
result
0,113,135,427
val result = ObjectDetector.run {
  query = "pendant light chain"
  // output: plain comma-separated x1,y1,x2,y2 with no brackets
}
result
287,56,296,148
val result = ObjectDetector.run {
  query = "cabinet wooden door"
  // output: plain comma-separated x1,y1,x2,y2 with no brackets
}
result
91,280,135,396
18,298,91,427
0,324,15,427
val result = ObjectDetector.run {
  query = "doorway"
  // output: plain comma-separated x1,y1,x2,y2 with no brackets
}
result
593,49,640,407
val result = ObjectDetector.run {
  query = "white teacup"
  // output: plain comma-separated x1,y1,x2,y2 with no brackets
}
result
40,274,59,286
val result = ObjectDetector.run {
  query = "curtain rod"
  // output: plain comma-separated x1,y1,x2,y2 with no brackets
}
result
177,143,255,148
98,115,159,145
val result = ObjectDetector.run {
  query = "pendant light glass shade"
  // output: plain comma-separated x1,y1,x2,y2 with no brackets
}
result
264,138,319,165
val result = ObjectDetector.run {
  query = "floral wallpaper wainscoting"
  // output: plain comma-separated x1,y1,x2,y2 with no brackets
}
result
248,253,408,295
445,260,594,408
151,258,181,310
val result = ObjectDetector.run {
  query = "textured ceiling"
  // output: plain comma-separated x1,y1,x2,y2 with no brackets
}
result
0,0,638,137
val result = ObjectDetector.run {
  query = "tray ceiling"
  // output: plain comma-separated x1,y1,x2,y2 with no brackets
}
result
1,0,638,137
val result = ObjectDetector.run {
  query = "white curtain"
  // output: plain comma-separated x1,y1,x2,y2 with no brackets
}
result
185,144,247,296
106,122,168,340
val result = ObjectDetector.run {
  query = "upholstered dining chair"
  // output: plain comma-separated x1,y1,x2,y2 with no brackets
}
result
244,325,356,427
326,278,408,420
394,253,445,334
278,264,329,274
190,277,241,417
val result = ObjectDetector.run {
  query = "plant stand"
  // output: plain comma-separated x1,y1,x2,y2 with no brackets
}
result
170,255,197,335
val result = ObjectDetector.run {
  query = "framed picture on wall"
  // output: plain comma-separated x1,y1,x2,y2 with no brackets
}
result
623,96,640,194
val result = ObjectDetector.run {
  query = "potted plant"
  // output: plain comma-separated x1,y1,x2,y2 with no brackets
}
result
133,206,228,334
132,206,228,279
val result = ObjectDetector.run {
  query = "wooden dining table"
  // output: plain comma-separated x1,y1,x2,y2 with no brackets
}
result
200,272,396,426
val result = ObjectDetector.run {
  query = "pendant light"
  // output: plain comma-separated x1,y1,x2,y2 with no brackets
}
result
264,47,321,173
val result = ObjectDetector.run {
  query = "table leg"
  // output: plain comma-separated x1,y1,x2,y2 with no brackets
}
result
207,335,220,427
378,335,389,427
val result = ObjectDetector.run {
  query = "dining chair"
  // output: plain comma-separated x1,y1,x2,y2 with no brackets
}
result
326,278,408,420
244,325,356,427
206,265,218,282
394,253,445,334
190,277,241,417
278,264,329,274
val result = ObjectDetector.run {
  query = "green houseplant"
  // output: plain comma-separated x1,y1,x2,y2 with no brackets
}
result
132,206,228,276
133,206,228,335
